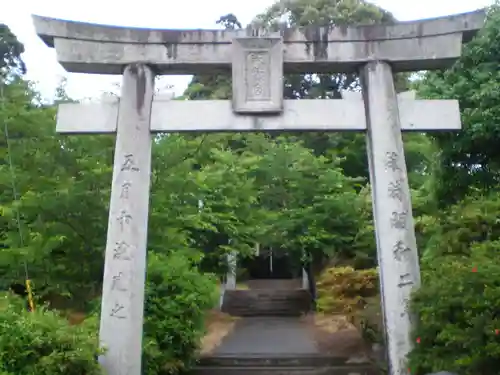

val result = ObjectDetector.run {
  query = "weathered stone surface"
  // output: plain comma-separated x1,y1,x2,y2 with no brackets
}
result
56,97,461,134
33,11,482,45
361,61,420,375
98,64,154,375
232,37,283,114
32,10,485,74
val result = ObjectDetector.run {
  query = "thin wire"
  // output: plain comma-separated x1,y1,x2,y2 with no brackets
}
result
1,82,34,310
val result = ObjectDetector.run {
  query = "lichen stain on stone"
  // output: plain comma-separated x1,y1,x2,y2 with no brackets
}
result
362,41,374,61
362,24,386,42
160,30,182,60
210,30,219,42
416,23,424,38
245,27,258,38
279,27,294,43
164,43,178,60
301,26,329,60
210,30,221,51
160,29,182,44
339,25,349,37
129,64,147,111
134,29,152,44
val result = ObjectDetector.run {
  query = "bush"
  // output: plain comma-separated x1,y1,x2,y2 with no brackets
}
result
142,252,218,374
0,252,217,375
421,192,500,259
316,266,382,342
408,242,500,375
316,266,379,315
0,293,102,375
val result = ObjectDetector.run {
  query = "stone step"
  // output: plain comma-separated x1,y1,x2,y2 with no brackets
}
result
193,356,377,375
198,356,366,367
193,365,375,375
222,289,311,317
246,279,302,290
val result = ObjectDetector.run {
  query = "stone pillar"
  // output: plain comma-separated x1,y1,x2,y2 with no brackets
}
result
226,251,237,289
218,280,226,309
361,61,421,375
302,268,309,290
99,64,155,375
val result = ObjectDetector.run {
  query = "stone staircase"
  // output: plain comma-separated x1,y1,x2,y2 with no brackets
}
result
196,279,378,375
193,355,377,375
221,288,311,316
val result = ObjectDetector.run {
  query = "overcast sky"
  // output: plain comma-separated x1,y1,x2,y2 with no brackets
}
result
1,0,492,101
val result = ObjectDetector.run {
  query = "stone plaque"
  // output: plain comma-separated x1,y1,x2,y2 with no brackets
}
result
232,37,283,114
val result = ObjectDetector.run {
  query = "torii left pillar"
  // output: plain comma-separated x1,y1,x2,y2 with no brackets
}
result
98,64,155,375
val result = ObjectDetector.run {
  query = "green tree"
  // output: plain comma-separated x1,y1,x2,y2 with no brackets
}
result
414,5,500,206
0,79,114,308
254,136,365,263
0,24,26,78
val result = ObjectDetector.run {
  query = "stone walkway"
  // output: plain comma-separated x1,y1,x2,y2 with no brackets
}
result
213,316,319,356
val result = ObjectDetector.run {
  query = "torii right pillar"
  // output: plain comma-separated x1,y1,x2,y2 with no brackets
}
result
356,12,484,374
361,60,420,375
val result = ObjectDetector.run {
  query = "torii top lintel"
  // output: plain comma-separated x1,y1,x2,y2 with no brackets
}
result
32,10,485,75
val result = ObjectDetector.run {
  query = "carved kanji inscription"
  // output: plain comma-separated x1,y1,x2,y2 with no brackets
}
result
113,241,131,260
385,151,401,172
117,210,132,231
120,181,132,199
388,179,404,201
111,272,128,292
398,273,414,288
121,154,139,172
110,302,126,319
393,240,412,261
390,211,408,230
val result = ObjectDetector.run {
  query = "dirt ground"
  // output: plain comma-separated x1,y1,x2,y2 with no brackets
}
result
303,313,373,359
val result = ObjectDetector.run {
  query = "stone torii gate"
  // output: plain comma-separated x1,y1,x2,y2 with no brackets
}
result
33,11,484,375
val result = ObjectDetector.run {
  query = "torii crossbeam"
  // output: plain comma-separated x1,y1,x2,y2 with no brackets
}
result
56,92,460,133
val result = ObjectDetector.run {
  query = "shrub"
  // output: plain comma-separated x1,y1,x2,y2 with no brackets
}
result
408,242,500,375
0,293,102,375
316,266,379,315
142,252,218,374
0,252,218,375
316,266,382,342
421,192,500,259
